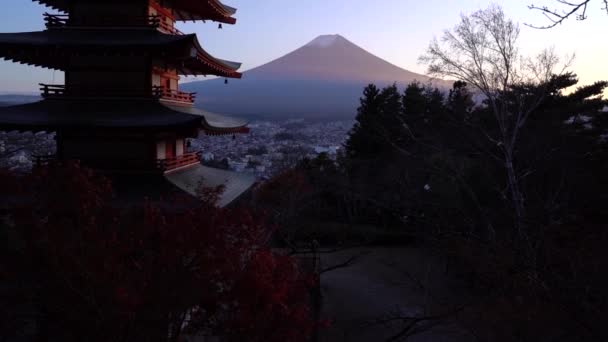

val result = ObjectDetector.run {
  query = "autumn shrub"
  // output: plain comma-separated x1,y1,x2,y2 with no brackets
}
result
0,162,317,342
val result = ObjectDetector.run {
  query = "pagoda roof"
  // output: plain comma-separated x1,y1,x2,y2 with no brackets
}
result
165,164,256,207
33,0,238,24
0,99,249,134
0,30,241,78
165,0,237,23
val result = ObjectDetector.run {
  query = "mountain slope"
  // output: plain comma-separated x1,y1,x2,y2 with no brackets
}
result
0,95,41,107
182,35,451,120
245,35,426,82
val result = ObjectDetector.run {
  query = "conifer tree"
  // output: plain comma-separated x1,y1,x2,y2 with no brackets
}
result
344,84,382,160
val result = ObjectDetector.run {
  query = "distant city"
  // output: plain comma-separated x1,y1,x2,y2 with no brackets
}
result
0,119,354,179
193,119,353,179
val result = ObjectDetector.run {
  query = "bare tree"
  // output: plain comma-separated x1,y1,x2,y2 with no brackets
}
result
528,0,608,28
419,5,570,250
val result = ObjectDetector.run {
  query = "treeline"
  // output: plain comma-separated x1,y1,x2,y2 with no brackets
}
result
255,74,608,340
258,75,608,235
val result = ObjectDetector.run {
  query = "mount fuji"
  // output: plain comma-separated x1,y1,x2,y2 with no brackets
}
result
182,34,452,120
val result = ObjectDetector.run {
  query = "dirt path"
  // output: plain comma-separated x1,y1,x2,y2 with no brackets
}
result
319,247,473,342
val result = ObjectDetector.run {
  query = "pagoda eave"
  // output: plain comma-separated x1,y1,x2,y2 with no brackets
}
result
0,100,250,135
0,31,242,78
164,164,256,208
0,30,196,70
148,0,240,24
33,0,238,25
164,103,249,135
32,0,66,12
171,9,236,24
178,62,242,78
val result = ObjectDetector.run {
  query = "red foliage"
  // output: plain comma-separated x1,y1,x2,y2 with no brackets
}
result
225,250,314,342
0,163,316,342
254,169,313,207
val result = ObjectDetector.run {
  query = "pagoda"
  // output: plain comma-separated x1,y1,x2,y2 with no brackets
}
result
0,0,255,206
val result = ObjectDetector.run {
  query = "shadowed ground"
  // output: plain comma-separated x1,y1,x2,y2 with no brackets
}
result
319,247,474,342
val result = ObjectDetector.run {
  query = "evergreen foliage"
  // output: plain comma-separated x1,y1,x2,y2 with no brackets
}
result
259,74,608,339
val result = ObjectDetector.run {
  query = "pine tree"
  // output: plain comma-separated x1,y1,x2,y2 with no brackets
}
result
344,84,382,160
377,83,405,146
402,81,427,116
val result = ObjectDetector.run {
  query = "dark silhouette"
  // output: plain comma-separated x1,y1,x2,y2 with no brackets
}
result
257,72,608,339
0,0,252,207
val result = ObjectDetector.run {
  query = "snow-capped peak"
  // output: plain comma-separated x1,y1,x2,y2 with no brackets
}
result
305,34,343,48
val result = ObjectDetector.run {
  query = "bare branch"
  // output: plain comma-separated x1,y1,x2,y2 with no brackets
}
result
527,0,608,29
319,252,368,274
364,306,465,342
420,5,571,249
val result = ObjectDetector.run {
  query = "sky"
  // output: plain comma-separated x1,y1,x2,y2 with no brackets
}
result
0,0,607,93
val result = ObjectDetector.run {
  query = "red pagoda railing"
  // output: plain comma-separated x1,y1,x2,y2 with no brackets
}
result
43,13,183,35
40,84,195,104
39,84,66,98
34,153,201,174
157,19,184,35
40,84,148,99
43,14,70,28
153,86,196,104
157,152,201,172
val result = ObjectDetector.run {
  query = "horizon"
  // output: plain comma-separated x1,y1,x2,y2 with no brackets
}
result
1,0,607,94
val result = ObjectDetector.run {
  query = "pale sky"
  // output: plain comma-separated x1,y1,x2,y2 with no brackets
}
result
0,0,606,93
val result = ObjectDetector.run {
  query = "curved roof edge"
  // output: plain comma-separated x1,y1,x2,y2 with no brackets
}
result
162,102,249,134
32,0,238,24
164,164,256,207
172,0,238,24
0,30,241,78
221,3,237,16
0,99,250,135
188,34,242,78
32,0,66,12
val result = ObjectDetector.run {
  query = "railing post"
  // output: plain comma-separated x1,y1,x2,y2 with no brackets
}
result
157,159,166,172
39,83,48,98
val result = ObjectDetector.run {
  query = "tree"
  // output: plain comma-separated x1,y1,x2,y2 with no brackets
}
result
420,5,570,249
528,0,608,28
447,81,475,121
343,84,410,224
344,84,383,160
0,163,317,342
252,72,607,339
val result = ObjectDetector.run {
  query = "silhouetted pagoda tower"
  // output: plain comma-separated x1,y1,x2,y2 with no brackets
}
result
0,0,255,206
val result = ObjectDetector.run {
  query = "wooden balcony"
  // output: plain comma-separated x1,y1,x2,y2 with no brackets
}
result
43,13,183,35
43,14,70,28
35,153,202,174
153,86,196,104
39,84,66,98
157,19,184,35
157,152,201,172
40,84,149,99
40,84,195,104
